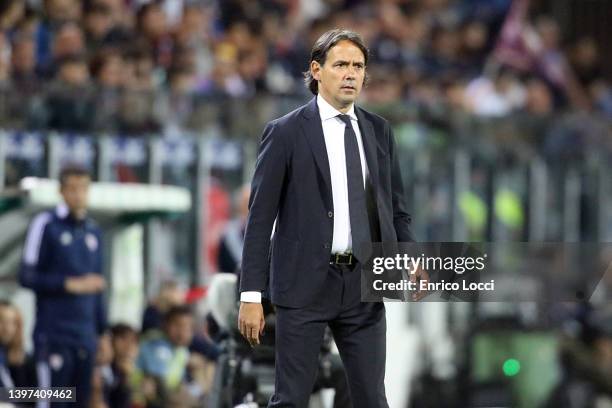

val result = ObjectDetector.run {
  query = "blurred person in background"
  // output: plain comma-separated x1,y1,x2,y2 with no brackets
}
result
567,37,603,91
45,53,96,132
19,165,107,408
173,3,214,79
51,21,85,62
35,0,83,75
107,324,138,408
89,48,124,130
464,67,525,117
35,20,86,79
136,2,173,69
0,32,10,88
589,79,612,119
237,44,269,96
142,280,185,334
546,306,612,407
0,300,36,390
117,44,161,134
90,47,124,88
10,34,38,91
83,2,115,52
217,184,250,274
459,19,489,76
134,305,214,408
522,77,553,116
90,333,114,408
0,0,25,35
43,0,82,25
142,280,221,364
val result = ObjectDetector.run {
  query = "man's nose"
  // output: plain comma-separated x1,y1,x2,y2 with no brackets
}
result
345,68,356,80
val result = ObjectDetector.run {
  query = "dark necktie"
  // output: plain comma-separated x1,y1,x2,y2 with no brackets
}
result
338,114,372,263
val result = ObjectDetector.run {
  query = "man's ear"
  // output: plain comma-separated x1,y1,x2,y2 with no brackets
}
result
310,61,321,81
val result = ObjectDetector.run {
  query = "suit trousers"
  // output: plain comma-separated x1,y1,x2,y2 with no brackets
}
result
269,262,388,408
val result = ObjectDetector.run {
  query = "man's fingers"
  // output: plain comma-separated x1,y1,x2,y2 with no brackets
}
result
249,326,259,345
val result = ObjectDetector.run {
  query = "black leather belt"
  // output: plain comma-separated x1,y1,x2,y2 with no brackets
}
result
329,253,355,265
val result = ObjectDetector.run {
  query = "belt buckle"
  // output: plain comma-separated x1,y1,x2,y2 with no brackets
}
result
336,253,352,265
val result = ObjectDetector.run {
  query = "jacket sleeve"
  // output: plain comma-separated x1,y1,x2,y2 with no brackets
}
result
387,122,415,242
95,229,108,335
19,213,67,293
240,120,287,293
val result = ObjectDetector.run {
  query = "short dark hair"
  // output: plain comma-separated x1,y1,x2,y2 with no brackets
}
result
110,323,137,339
59,165,90,186
303,29,369,95
164,305,193,324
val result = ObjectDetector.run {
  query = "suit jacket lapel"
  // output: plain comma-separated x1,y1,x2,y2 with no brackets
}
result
355,107,380,194
301,97,333,198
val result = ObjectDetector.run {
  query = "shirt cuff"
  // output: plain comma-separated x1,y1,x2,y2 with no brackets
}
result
240,291,262,303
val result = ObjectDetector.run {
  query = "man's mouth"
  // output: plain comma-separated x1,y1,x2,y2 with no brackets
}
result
341,85,355,90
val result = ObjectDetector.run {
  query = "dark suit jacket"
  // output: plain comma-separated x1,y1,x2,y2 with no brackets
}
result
240,97,414,308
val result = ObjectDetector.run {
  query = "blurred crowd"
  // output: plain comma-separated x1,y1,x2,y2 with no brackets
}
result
0,0,610,135
0,281,222,408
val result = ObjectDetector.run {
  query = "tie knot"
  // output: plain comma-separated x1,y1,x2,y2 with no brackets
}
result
337,114,352,127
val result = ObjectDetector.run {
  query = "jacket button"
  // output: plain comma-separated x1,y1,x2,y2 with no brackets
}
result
324,243,330,249
328,211,333,218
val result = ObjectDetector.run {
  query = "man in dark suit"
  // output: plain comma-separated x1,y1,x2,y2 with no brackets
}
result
238,29,428,408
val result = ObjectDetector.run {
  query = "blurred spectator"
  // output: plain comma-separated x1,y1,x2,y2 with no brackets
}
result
142,280,220,362
523,77,553,116
459,19,489,75
83,2,115,51
568,37,603,89
142,280,185,334
134,305,214,407
464,68,525,117
10,34,38,91
0,0,606,138
52,21,85,61
19,166,107,408
0,0,25,34
45,53,96,132
44,0,82,24
546,306,612,407
237,44,268,96
108,324,139,408
90,48,123,89
174,4,214,78
589,80,612,119
425,24,463,80
90,333,113,408
136,2,173,69
89,48,123,130
0,300,35,389
217,184,250,274
0,32,9,87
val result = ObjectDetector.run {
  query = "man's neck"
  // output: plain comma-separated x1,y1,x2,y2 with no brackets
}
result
318,93,353,114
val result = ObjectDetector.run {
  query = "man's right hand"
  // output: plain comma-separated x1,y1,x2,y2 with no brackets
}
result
65,274,106,294
238,302,265,346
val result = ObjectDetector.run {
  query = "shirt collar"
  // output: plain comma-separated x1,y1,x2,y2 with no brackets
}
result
317,94,358,122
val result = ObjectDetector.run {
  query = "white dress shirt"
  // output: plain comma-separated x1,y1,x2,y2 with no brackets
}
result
240,95,369,303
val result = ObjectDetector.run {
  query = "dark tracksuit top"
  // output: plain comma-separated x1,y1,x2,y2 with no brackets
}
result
19,204,107,352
